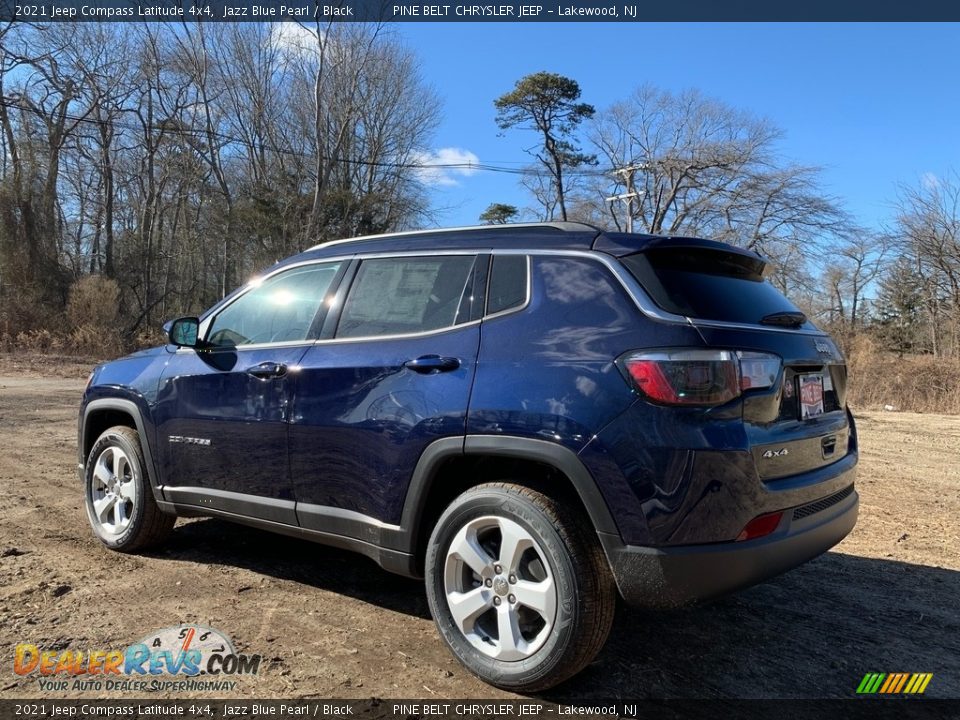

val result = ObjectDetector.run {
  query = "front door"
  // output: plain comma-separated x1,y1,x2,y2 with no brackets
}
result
154,260,346,524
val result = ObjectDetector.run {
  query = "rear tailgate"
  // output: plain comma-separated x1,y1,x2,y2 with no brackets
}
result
697,324,851,481
617,240,854,482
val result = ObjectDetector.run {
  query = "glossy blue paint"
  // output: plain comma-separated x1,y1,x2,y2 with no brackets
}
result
289,326,480,525
152,345,314,519
467,255,701,450
79,224,858,585
579,322,857,546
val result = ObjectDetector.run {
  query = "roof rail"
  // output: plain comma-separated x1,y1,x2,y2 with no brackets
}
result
307,222,601,251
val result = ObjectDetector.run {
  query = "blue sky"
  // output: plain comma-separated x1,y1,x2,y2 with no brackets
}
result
393,22,960,230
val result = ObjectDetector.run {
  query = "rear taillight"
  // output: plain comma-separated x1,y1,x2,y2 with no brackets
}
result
618,349,781,406
738,351,781,391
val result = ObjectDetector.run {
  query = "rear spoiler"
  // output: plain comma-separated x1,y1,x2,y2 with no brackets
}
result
593,232,772,280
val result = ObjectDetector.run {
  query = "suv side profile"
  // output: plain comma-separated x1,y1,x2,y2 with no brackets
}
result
79,223,858,691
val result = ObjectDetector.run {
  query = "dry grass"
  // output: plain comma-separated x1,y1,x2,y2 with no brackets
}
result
847,336,960,415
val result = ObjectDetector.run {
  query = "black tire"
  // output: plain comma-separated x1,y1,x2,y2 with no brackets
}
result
83,425,174,552
425,482,616,692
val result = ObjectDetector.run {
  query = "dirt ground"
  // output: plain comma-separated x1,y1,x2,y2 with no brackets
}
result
1,353,958,700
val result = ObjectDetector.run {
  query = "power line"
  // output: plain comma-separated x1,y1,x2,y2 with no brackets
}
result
0,96,614,179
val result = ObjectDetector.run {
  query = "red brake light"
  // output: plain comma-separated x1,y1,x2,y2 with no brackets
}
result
736,511,784,541
624,360,684,404
619,349,781,407
620,350,740,406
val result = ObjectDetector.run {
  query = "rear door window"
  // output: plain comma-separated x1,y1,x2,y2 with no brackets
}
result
621,248,810,327
486,255,528,315
336,255,476,338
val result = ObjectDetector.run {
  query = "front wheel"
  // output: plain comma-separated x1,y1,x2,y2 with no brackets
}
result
425,482,616,691
84,426,174,552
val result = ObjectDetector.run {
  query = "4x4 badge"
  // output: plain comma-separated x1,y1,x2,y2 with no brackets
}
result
815,340,832,355
762,448,789,458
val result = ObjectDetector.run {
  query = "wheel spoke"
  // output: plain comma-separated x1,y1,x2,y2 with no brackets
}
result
112,499,124,528
93,495,116,523
513,578,555,620
447,587,492,633
495,606,525,661
113,452,127,481
93,460,112,486
442,514,560,663
449,527,494,577
497,519,533,574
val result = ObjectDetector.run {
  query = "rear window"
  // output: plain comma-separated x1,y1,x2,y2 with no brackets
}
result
621,248,808,325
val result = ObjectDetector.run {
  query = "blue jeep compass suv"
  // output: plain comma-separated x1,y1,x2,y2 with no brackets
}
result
79,222,858,691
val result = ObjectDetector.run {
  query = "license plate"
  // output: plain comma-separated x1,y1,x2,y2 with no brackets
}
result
799,375,824,419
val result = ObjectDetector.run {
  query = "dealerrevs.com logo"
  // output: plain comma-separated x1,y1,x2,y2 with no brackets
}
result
14,625,261,692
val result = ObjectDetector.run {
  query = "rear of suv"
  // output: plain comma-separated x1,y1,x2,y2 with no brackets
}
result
78,222,858,691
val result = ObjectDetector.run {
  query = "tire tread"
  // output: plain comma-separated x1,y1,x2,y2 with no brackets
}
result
427,480,616,692
89,426,174,553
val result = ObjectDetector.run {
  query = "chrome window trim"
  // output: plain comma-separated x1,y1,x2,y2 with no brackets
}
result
495,249,826,336
315,319,482,346
480,253,532,322
198,258,351,343
332,253,483,342
313,253,533,343
191,247,825,351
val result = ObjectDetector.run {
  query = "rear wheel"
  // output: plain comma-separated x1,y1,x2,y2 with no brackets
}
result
84,426,174,552
425,482,615,691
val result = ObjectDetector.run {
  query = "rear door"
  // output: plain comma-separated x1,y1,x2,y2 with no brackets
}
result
289,253,484,532
619,245,851,481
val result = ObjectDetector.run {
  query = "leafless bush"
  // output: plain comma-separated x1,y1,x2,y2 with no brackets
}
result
847,336,960,414
67,275,120,330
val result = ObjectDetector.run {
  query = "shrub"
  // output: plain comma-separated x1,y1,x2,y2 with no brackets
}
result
67,275,120,330
846,335,960,414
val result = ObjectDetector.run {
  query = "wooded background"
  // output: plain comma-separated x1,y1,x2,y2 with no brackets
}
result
1,22,957,411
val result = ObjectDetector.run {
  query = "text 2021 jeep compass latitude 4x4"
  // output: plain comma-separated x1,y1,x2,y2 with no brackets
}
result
79,222,858,691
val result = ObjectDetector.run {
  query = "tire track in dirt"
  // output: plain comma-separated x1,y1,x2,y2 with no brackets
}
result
1,367,957,699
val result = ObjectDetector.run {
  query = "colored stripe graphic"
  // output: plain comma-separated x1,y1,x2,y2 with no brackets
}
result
893,673,909,693
857,672,932,694
879,674,897,693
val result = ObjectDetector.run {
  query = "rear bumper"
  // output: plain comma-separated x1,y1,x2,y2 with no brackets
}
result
599,485,858,608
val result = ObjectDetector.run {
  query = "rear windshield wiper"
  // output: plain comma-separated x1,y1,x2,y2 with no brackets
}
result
760,311,807,327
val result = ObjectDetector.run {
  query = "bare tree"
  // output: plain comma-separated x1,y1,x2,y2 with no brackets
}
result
589,85,851,278
894,172,960,357
0,21,442,343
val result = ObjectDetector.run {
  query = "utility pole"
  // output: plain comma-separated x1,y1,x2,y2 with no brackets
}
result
606,164,645,233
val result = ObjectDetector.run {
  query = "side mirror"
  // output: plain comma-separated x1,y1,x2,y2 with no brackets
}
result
167,317,201,348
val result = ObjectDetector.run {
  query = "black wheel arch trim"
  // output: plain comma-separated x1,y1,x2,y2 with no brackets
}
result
80,398,168,508
395,434,620,556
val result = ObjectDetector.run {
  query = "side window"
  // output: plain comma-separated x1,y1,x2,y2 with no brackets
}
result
486,255,528,315
337,256,476,339
206,262,341,347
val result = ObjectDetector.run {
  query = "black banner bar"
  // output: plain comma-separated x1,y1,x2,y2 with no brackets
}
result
1,699,959,720
1,0,959,21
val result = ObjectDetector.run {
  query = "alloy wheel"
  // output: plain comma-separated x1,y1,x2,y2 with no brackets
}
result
443,515,558,661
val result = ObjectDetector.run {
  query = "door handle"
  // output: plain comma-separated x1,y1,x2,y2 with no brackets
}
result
404,355,460,374
246,362,288,380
